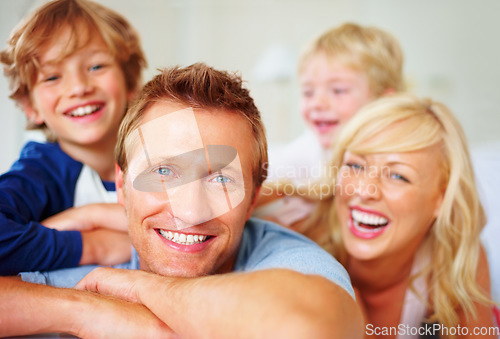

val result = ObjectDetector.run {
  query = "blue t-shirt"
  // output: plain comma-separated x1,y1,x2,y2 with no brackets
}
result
21,218,354,298
0,141,116,275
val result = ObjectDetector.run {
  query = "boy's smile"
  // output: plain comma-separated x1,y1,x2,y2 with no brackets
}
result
28,25,131,152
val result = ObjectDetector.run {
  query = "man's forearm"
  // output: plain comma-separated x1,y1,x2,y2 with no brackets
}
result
78,268,364,338
0,277,175,338
0,277,85,336
143,269,363,338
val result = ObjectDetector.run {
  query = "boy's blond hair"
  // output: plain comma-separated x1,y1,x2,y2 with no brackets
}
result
298,23,405,96
0,0,147,139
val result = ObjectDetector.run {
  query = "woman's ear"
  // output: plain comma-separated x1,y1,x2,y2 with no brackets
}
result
433,188,445,219
115,163,126,207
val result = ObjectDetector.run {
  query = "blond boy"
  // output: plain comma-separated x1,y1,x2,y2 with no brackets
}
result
0,0,146,275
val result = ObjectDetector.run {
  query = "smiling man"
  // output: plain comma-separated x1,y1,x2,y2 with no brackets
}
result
5,64,363,338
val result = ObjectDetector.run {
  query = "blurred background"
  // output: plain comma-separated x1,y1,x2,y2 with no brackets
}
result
1,0,500,173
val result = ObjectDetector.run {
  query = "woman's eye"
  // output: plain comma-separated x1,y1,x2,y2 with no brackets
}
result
346,162,363,170
390,173,410,183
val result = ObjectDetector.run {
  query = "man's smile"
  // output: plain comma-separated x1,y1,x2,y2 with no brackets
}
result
157,229,212,245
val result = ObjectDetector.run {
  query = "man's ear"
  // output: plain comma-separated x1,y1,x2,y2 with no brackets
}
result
115,163,126,207
246,186,261,220
20,97,44,125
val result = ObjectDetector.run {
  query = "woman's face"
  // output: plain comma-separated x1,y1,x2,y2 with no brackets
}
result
334,144,445,262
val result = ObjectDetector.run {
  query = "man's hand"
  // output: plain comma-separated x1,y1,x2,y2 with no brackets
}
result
0,278,176,338
75,267,149,303
42,203,128,232
72,291,176,339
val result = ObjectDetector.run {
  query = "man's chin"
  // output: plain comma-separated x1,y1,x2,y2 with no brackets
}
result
161,269,212,279
146,263,215,278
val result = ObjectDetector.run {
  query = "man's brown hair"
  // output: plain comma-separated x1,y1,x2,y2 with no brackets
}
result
116,63,268,190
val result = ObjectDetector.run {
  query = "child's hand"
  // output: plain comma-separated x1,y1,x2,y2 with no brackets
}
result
80,229,132,266
42,203,128,232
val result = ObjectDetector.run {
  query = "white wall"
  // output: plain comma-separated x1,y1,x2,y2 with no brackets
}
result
1,0,499,173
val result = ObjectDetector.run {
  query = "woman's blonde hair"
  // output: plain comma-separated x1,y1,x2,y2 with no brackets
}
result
298,22,405,96
309,93,490,330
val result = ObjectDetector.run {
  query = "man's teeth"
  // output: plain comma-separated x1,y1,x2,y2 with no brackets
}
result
351,209,388,229
69,105,100,117
158,229,208,245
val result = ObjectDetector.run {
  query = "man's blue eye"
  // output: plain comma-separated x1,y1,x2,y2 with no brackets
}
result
158,167,173,176
212,175,230,184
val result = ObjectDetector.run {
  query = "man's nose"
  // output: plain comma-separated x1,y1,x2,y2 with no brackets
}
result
169,181,220,229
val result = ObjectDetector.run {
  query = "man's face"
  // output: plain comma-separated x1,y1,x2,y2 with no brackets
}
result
116,101,257,277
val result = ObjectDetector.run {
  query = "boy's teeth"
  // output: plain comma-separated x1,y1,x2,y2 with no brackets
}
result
158,229,208,245
69,105,100,117
351,209,388,227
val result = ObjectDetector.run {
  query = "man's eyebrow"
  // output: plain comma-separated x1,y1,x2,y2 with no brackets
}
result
209,161,239,172
146,145,237,168
147,155,186,164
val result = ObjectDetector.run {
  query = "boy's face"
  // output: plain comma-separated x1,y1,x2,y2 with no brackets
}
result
300,52,376,150
27,26,132,150
116,101,258,278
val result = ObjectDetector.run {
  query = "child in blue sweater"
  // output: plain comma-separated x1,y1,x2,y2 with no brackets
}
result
0,0,147,275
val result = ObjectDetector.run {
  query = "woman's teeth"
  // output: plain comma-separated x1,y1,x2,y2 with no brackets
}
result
158,229,208,245
68,105,101,117
351,209,388,232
